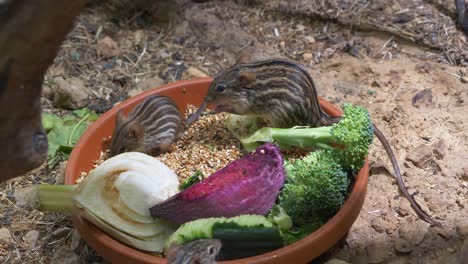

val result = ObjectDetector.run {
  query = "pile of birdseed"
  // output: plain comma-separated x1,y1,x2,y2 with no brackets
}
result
158,105,242,181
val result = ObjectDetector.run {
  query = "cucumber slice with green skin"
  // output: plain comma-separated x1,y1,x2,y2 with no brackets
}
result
164,215,283,260
212,222,283,260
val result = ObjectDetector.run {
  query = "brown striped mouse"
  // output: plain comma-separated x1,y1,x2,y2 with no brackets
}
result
110,95,185,157
188,58,441,227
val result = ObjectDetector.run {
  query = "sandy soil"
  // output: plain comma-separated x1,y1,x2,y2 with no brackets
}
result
1,1,467,263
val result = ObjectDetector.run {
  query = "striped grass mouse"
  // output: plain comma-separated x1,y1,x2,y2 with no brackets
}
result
188,58,441,227
110,95,184,157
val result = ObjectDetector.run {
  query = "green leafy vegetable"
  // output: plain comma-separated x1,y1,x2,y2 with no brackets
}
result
42,108,99,167
179,170,204,190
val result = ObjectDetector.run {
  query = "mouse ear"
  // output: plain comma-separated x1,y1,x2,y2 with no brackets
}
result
115,109,127,127
129,123,145,141
239,71,256,87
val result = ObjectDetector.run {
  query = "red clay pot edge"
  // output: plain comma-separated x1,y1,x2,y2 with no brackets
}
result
65,77,369,264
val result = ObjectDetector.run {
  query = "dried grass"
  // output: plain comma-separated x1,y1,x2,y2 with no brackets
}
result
264,0,468,65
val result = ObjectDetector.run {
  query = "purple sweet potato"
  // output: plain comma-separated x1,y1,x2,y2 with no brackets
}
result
149,143,285,225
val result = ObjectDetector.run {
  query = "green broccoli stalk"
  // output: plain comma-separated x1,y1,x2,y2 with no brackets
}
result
228,103,374,172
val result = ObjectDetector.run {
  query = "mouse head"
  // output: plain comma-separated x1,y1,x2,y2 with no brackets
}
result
166,239,222,264
205,66,258,115
149,140,173,157
109,109,145,156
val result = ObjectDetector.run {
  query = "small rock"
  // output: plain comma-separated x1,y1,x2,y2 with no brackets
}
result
97,36,121,58
397,199,413,217
55,160,67,184
158,50,171,59
371,215,397,234
446,247,455,253
53,77,90,110
455,216,468,238
460,165,468,181
133,30,145,44
369,161,391,175
302,52,313,61
50,245,80,264
186,67,209,78
279,41,286,49
412,89,434,108
13,186,35,209
366,243,389,263
234,43,280,64
0,228,12,242
23,230,40,249
296,24,305,31
324,259,350,264
305,35,316,44
137,76,165,91
52,227,72,239
128,88,144,98
433,225,453,240
405,144,432,168
398,221,429,245
173,21,190,37
47,65,66,78
394,237,412,254
432,139,447,159
415,62,433,74
42,84,52,99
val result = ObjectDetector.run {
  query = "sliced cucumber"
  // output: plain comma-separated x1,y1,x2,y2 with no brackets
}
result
164,214,283,260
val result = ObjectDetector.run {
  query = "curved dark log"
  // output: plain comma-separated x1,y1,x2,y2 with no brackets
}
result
0,0,87,182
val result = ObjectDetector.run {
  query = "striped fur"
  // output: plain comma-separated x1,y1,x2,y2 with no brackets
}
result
204,58,331,128
166,239,221,264
110,95,184,156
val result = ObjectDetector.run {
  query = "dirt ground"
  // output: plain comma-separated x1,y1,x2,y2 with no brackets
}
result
1,0,467,263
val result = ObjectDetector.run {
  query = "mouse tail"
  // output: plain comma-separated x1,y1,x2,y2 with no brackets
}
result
373,126,442,227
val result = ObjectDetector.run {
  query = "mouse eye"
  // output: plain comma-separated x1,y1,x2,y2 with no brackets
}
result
207,246,215,255
215,83,226,93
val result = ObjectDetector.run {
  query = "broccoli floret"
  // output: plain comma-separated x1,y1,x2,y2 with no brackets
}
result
278,149,350,226
231,103,374,172
330,103,374,172
265,145,352,244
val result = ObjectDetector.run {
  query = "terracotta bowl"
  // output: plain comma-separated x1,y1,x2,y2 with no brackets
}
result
65,77,369,264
